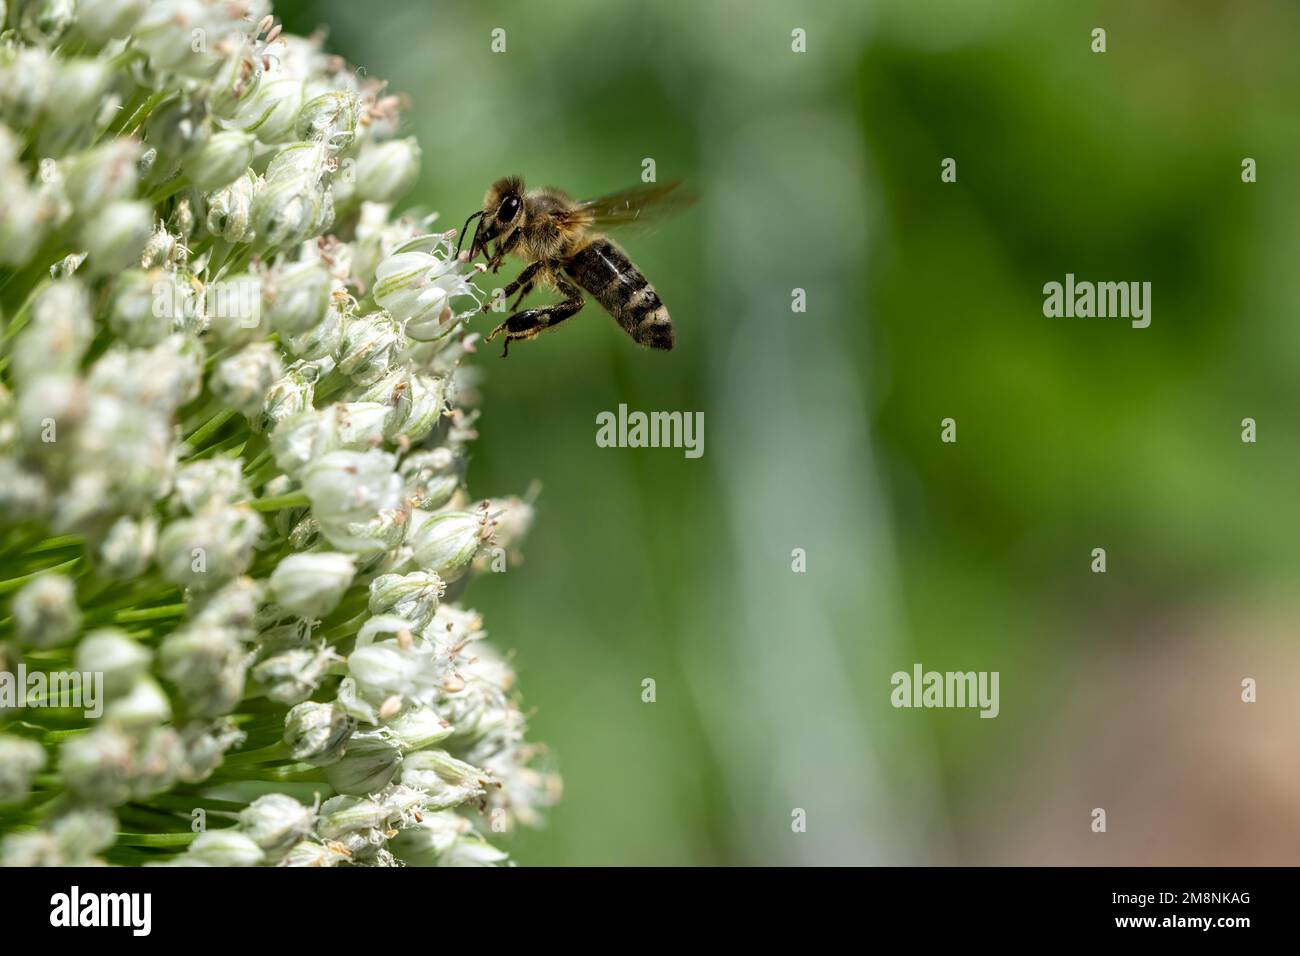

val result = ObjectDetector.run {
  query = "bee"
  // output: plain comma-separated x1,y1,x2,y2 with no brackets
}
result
458,177,694,356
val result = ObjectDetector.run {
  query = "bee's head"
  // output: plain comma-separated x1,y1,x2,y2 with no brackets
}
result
460,176,525,261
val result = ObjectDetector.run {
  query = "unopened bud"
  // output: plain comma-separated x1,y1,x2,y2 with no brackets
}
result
184,130,255,192
269,552,356,619
283,700,353,765
408,510,490,581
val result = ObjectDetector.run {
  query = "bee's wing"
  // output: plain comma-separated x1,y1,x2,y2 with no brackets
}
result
571,181,696,233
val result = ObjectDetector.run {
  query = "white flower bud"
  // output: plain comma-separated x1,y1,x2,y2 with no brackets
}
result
347,616,444,709
269,407,339,478
46,59,111,126
158,507,263,591
441,835,510,867
0,182,53,267
252,644,336,706
0,735,46,804
12,279,93,387
82,199,153,275
264,260,331,335
400,447,466,511
205,170,256,242
379,783,427,821
281,840,349,867
387,811,471,866
295,91,358,150
337,312,406,386
208,47,262,122
0,459,49,523
286,295,345,359
383,705,452,752
399,750,486,810
104,676,172,728
142,95,210,170
368,571,444,631
49,807,118,862
252,171,327,248
430,605,487,649
269,552,356,619
190,576,263,634
73,0,147,43
129,726,184,798
178,717,246,783
171,459,247,514
204,272,266,343
132,1,244,77
264,140,328,183
408,509,490,581
332,401,389,449
390,373,448,444
227,75,303,144
283,700,353,764
21,0,76,48
13,573,81,648
317,794,387,840
0,47,53,127
374,245,477,337
97,514,159,579
87,334,203,413
159,625,247,718
75,628,151,697
59,725,133,805
324,732,402,795
62,139,142,215
239,794,315,854
15,373,86,452
335,507,410,556
0,832,60,868
184,129,254,192
255,364,318,434
335,675,377,724
300,449,402,554
110,269,183,345
184,830,265,867
480,495,535,552
354,138,421,203
210,342,283,418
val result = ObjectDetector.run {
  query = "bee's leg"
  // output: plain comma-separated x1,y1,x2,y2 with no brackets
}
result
476,260,543,315
487,229,522,273
502,261,544,307
510,283,535,311
486,275,584,357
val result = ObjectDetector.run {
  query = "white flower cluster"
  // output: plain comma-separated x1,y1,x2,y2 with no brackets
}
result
0,0,558,867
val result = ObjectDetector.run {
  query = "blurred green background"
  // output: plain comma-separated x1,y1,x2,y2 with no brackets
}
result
276,0,1300,864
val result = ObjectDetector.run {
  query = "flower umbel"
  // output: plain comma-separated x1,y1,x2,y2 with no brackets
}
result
0,0,557,867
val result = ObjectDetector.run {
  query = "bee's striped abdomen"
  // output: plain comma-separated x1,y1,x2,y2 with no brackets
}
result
564,238,673,350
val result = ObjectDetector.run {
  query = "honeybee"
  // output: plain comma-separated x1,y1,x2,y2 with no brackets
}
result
458,177,694,356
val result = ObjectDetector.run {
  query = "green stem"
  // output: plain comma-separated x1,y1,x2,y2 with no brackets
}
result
112,603,187,624
0,557,80,594
0,275,52,346
246,490,310,513
147,173,190,205
242,449,272,475
23,535,83,555
218,742,289,766
117,89,170,138
114,831,198,848
184,408,237,451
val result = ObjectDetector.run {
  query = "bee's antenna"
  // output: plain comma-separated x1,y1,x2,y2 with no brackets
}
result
457,210,484,257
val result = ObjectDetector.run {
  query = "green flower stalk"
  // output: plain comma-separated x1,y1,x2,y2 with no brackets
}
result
0,0,559,867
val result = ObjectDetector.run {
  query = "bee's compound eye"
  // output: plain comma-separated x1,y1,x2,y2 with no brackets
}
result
499,195,521,222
